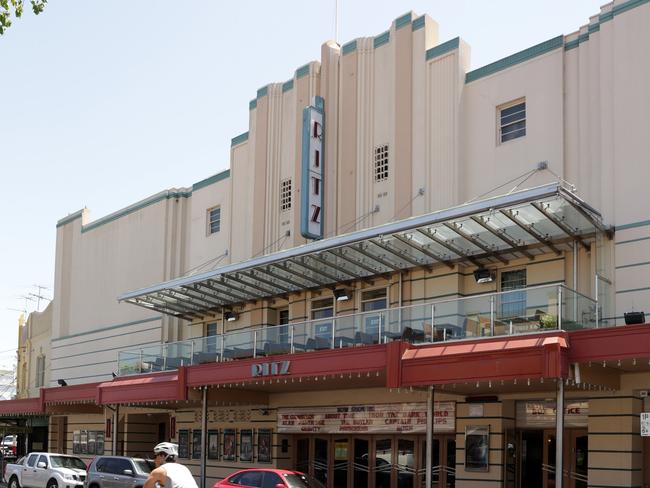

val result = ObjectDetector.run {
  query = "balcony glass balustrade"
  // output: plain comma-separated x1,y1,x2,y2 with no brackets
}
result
117,284,600,375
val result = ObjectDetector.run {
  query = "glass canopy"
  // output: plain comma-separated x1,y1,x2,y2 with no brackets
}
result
118,183,608,320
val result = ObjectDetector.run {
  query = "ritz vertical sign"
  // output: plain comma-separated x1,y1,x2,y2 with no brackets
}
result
300,96,325,240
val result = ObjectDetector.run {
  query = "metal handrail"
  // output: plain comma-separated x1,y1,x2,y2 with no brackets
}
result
117,283,599,374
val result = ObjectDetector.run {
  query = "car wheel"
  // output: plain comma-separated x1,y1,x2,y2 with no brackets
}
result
9,476,20,488
46,478,58,488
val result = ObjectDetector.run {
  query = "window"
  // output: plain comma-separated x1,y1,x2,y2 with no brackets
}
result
35,355,45,388
278,308,289,344
311,298,334,340
500,269,527,318
262,472,284,488
37,455,47,468
374,144,389,182
207,207,221,235
206,322,218,353
280,179,292,212
361,289,387,339
498,99,526,143
27,454,38,467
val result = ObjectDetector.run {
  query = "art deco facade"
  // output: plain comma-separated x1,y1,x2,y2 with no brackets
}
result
3,2,650,487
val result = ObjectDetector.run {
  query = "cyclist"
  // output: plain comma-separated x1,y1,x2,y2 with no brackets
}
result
144,442,198,488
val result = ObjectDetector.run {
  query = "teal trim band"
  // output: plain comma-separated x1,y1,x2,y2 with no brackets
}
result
296,63,310,79
616,286,650,294
249,99,257,110
192,169,230,192
599,10,614,22
588,23,600,34
82,190,191,233
616,261,650,270
231,131,249,147
613,0,650,17
617,236,650,245
412,15,425,31
282,79,294,92
342,39,357,55
374,31,390,49
56,209,84,228
565,38,580,51
426,37,460,60
616,219,650,231
52,316,161,342
466,35,563,83
395,12,413,30
257,85,268,98
578,32,589,43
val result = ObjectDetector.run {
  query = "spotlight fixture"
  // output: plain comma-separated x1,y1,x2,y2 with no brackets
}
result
111,372,117,379
473,268,494,284
224,311,239,322
57,379,68,387
624,311,645,325
334,288,352,302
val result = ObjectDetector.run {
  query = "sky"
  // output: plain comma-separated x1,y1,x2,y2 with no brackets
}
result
0,0,606,370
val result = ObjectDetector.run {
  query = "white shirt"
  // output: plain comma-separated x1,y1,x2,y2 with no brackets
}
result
162,462,198,488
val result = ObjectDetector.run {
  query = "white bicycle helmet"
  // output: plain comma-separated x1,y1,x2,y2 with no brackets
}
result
154,442,179,461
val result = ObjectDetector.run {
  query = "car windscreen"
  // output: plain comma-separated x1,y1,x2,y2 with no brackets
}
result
49,456,87,470
133,459,155,473
283,473,325,488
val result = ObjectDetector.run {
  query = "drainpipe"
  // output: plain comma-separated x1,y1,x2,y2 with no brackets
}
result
573,241,578,322
200,387,208,488
555,379,564,488
425,386,434,488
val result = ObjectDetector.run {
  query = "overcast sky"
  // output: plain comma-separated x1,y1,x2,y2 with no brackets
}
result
0,0,606,370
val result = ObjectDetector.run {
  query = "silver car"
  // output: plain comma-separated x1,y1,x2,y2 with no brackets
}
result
85,457,154,488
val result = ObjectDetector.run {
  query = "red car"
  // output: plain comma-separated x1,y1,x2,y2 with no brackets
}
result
214,469,324,488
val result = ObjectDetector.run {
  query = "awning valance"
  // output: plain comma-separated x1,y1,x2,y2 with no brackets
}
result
119,183,607,319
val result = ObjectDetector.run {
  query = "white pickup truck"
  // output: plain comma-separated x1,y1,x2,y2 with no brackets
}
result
4,452,87,488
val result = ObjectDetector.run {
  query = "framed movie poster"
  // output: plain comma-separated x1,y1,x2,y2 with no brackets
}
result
223,429,236,461
240,429,253,462
208,430,219,460
72,431,81,454
87,431,96,455
465,425,490,471
95,432,105,455
257,429,271,463
178,430,189,459
80,430,88,454
192,430,202,459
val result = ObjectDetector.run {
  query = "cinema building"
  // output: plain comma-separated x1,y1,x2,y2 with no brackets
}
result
3,1,650,487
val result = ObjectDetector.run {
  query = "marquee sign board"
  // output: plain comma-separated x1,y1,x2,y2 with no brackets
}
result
300,96,325,240
277,402,455,434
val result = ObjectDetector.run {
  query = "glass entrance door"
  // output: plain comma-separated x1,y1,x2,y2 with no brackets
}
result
353,438,370,488
417,436,455,488
314,437,329,486
567,430,588,488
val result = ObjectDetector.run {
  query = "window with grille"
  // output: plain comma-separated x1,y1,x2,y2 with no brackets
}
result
499,99,526,143
374,144,389,182
280,179,292,211
207,207,221,235
35,355,45,388
500,269,527,318
205,322,218,353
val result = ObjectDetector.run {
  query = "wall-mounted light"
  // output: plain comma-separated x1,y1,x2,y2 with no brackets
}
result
334,288,352,302
224,311,239,322
473,269,494,284
111,372,117,379
624,311,645,325
57,379,68,387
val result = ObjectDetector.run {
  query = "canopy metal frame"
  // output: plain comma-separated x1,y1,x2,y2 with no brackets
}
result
119,183,608,318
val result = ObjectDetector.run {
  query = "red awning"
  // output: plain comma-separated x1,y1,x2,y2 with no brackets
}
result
568,323,650,362
186,343,395,387
400,333,569,386
43,382,101,405
96,369,187,405
0,397,43,416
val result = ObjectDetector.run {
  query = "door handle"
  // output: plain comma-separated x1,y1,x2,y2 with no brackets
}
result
113,477,119,480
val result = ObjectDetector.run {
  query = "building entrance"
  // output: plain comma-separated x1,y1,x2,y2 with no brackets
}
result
293,434,455,488
518,429,588,488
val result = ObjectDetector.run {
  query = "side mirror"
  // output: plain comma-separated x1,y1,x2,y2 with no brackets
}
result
123,470,134,476
37,462,47,469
